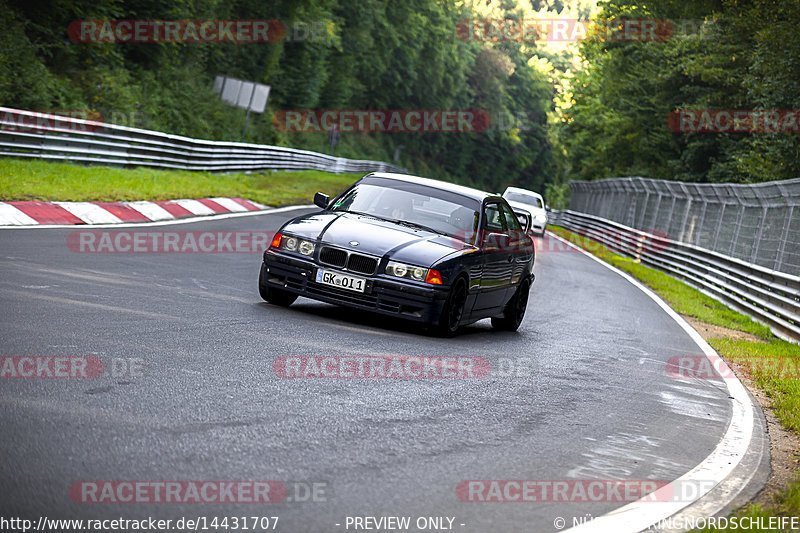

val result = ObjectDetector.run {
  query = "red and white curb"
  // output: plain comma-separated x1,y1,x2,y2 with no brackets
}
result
0,198,267,226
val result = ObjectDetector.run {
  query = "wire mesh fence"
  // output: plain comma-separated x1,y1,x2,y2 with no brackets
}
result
547,209,800,340
568,177,800,275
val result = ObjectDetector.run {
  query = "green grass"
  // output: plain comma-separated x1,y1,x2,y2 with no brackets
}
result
710,338,800,433
548,226,800,531
692,473,800,533
0,158,361,206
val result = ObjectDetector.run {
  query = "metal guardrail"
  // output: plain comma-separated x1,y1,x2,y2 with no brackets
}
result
0,107,404,174
568,176,800,275
549,209,800,341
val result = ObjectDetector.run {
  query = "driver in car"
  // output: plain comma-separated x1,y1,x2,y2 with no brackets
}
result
391,195,414,220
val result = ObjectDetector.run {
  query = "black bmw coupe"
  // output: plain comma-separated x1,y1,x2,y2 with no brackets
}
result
259,172,535,335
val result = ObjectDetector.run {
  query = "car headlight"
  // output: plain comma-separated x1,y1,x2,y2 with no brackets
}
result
535,213,547,223
298,240,315,256
386,261,428,281
277,234,315,256
410,267,426,281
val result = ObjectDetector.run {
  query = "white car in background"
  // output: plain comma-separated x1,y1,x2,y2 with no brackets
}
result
502,187,548,236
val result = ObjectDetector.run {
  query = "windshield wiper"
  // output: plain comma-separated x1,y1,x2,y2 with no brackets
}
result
392,219,448,236
341,210,394,222
340,210,448,236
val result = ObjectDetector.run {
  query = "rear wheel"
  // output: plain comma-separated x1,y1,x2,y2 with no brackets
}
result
491,277,531,332
434,277,468,337
259,264,298,307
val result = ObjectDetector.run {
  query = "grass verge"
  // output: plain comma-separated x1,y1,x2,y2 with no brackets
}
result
548,226,800,531
0,158,361,206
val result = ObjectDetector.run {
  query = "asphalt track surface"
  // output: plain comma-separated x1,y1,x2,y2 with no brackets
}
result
0,208,739,532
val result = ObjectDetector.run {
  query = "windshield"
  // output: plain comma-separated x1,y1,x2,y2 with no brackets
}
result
331,180,479,239
505,192,543,208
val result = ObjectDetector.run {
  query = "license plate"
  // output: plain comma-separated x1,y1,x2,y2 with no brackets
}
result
315,269,367,293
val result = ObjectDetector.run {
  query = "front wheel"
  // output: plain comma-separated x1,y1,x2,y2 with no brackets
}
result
433,277,468,337
259,264,298,307
491,277,531,332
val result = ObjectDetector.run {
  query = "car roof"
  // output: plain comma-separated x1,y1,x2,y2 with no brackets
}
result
503,186,544,200
365,172,500,202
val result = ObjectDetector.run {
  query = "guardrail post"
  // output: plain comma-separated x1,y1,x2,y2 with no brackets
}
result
750,185,770,265
730,205,746,257
636,181,650,229
664,194,677,235
649,191,662,231
728,186,746,257
623,178,636,226
634,233,645,262
710,202,724,250
750,206,768,265
677,183,693,242
775,205,793,272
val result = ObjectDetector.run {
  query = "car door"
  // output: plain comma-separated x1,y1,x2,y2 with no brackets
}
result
474,201,514,311
499,201,533,287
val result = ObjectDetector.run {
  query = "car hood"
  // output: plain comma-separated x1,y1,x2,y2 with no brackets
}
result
279,211,471,267
507,200,547,218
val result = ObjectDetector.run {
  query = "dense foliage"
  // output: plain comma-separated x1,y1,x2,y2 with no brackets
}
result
559,0,800,183
3,0,797,193
1,0,562,193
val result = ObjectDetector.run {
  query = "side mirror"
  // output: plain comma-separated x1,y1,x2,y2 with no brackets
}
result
545,205,552,212
314,192,330,209
515,213,531,233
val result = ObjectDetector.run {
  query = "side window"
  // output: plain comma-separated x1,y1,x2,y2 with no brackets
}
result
500,203,522,232
482,203,505,232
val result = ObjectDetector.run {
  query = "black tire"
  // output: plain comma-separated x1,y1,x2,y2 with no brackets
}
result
258,264,298,307
434,277,468,337
491,277,531,332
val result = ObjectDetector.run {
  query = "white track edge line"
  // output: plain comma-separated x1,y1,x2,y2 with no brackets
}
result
0,204,315,229
546,231,756,533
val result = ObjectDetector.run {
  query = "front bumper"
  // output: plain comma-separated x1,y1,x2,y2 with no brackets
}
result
261,250,449,324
